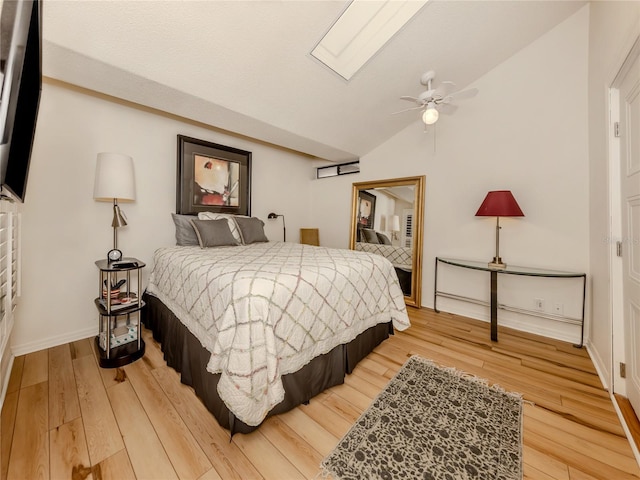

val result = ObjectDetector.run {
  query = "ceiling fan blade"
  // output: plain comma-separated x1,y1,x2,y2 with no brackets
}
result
392,106,423,115
433,80,456,98
448,87,479,101
437,103,458,115
399,96,421,103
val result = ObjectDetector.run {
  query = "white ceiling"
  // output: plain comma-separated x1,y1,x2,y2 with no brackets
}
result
41,0,586,162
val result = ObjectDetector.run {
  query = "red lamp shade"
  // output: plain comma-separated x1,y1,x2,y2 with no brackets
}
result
475,190,524,217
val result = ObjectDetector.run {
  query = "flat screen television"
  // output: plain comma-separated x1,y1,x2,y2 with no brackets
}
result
0,0,42,202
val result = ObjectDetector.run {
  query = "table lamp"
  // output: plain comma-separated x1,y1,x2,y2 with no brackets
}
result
475,190,524,269
93,152,136,262
391,215,400,240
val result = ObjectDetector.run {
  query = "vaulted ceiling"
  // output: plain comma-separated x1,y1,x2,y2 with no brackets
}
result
42,0,586,162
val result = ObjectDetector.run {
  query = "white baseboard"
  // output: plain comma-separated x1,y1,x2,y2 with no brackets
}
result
588,341,640,469
498,316,579,344
586,340,610,391
611,393,640,469
11,326,97,357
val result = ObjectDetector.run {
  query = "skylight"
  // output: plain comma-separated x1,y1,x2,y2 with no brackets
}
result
311,0,428,81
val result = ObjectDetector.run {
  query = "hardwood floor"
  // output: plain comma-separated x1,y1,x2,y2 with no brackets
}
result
2,308,639,480
616,394,640,454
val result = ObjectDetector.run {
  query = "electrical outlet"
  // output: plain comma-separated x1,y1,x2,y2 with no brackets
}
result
534,298,545,311
553,303,564,316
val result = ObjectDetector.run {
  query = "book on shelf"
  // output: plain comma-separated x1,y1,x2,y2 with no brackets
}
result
98,292,139,312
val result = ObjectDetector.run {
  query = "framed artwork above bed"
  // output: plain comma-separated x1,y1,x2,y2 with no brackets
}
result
357,190,376,229
176,135,252,216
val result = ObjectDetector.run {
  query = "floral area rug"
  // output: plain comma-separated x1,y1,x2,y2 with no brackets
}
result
321,355,523,480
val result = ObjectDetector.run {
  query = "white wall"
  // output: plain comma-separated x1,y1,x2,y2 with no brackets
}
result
312,6,590,344
11,82,315,353
587,2,640,389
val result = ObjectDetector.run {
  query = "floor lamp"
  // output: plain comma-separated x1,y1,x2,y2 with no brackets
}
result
475,190,524,269
268,212,286,242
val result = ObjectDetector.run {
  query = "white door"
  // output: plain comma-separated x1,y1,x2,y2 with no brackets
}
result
619,47,640,417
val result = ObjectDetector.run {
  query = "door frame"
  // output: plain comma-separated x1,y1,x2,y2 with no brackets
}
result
609,33,640,465
610,35,640,397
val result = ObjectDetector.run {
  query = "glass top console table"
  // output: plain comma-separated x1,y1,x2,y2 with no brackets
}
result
434,257,586,347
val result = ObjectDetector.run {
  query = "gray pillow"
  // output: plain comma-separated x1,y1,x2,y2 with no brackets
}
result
234,216,269,244
376,232,392,245
189,218,239,247
197,212,244,244
172,213,199,246
362,228,380,244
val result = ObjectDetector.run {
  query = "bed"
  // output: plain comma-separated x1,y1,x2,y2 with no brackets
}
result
143,235,410,434
355,241,413,295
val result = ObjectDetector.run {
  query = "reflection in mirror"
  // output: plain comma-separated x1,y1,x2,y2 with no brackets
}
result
350,176,425,308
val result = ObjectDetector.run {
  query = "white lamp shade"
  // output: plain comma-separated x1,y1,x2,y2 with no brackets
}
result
391,215,400,232
93,152,136,201
422,105,439,125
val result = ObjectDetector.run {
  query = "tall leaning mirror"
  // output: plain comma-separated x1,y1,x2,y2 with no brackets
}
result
349,176,425,308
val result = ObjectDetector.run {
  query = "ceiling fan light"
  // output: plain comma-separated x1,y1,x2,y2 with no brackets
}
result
422,105,439,125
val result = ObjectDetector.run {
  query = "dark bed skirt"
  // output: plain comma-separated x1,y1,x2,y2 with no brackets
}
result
141,292,394,435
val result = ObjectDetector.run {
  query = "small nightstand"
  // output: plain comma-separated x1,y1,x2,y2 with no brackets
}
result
94,257,146,368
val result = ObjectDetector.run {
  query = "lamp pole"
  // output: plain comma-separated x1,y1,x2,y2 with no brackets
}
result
489,216,504,268
268,213,286,242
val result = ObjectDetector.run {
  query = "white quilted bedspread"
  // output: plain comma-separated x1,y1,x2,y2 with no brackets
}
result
355,242,412,270
146,242,410,426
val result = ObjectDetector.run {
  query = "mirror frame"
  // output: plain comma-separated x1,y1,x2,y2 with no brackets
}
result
349,175,425,308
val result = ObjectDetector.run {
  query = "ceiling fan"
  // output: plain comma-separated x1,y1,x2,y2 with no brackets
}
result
394,70,478,125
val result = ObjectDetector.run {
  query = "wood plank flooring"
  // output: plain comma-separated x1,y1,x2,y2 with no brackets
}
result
1,308,639,480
